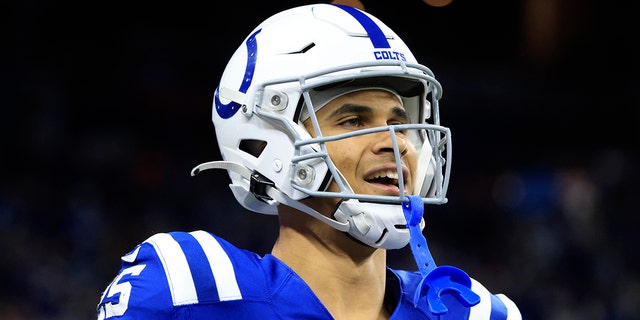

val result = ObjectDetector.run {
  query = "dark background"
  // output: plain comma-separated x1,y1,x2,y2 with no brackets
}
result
2,0,638,319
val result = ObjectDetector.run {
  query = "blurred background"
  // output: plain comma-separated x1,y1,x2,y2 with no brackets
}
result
2,0,638,319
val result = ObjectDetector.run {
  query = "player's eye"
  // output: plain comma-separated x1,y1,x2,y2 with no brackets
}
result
339,117,363,128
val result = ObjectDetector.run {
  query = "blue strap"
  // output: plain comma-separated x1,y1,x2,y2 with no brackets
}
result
403,195,436,275
403,195,481,315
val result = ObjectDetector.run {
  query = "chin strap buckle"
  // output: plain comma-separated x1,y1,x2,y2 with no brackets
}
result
250,171,275,203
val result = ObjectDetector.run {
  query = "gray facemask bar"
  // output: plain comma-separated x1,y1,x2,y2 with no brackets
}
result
290,124,451,204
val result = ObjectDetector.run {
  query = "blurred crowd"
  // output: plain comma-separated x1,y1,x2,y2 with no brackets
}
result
2,0,638,319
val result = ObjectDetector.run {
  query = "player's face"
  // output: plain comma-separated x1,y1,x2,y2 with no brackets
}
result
304,89,418,201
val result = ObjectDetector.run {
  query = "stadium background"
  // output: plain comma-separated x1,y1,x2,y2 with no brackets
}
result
2,0,638,319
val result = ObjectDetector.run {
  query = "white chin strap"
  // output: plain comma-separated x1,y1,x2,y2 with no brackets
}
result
271,177,421,249
328,168,425,250
334,199,425,250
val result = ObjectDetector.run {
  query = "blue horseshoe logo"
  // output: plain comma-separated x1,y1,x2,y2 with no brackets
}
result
215,29,261,119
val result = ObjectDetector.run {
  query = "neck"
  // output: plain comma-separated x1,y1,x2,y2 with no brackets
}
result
272,207,391,319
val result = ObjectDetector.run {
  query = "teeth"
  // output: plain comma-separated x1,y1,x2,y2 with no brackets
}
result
373,170,399,180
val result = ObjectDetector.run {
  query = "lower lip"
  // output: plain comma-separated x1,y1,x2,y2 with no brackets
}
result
369,182,403,196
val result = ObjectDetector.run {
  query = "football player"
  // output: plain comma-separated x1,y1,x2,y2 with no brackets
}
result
97,3,522,319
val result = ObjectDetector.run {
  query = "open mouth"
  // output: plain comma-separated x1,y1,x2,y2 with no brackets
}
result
364,169,403,188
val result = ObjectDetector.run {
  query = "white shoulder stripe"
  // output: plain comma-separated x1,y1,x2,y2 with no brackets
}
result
191,230,243,301
469,278,522,319
146,233,199,305
469,278,492,319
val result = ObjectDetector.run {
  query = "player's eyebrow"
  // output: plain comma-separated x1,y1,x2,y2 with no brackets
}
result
327,104,372,118
390,106,410,122
327,104,410,122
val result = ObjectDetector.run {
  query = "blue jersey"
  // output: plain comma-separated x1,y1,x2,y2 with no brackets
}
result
97,230,521,319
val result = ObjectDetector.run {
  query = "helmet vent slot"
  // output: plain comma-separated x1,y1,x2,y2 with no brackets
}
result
288,42,315,54
239,139,267,158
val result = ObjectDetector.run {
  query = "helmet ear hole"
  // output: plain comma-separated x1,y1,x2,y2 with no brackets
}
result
239,139,267,158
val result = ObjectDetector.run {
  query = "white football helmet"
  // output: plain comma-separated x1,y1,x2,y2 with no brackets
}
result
192,4,452,250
